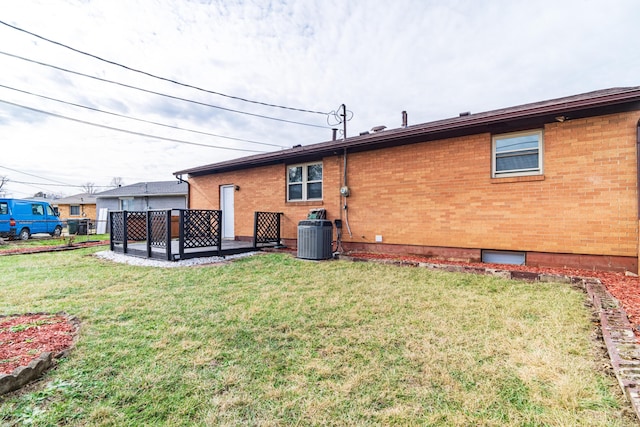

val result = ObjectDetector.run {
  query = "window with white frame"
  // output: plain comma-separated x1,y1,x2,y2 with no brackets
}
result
287,162,323,201
492,130,543,177
120,198,134,211
70,205,80,216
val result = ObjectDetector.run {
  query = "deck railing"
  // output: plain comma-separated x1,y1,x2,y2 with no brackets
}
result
110,210,175,260
178,209,222,260
254,211,283,248
148,210,173,260
109,209,282,260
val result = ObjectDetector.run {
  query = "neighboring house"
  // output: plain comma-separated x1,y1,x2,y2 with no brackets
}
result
95,181,188,214
55,193,97,222
174,87,640,273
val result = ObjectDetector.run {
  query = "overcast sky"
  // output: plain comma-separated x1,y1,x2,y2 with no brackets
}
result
1,0,638,198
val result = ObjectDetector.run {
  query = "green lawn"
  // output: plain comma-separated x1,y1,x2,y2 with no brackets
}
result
0,248,635,426
0,234,109,250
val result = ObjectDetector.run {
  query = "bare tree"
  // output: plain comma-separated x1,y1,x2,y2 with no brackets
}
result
0,175,7,196
110,177,125,188
81,182,97,195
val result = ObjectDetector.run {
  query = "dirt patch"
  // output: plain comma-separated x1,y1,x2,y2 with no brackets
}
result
0,240,109,256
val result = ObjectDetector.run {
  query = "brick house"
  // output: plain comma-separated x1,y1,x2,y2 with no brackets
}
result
55,193,97,223
174,87,640,273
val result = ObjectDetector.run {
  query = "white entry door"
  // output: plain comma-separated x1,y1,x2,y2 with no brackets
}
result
220,185,235,239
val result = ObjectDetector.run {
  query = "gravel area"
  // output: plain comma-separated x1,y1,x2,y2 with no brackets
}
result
94,250,259,267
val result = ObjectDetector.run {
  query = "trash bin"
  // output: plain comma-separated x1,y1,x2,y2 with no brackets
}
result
67,219,78,234
77,219,88,235
297,220,333,260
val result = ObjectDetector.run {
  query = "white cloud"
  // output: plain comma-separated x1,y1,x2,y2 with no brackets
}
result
0,0,638,198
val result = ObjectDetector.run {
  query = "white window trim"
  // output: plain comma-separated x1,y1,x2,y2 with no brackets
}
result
287,162,323,202
119,197,134,211
491,129,544,178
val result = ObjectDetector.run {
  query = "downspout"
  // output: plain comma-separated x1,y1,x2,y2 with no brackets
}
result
177,174,190,209
343,147,352,237
185,180,190,209
341,104,353,237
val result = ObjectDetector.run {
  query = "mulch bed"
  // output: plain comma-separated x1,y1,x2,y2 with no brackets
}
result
0,240,109,256
0,313,77,376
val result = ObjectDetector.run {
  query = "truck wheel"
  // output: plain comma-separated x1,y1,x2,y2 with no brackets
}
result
19,228,30,241
51,226,62,237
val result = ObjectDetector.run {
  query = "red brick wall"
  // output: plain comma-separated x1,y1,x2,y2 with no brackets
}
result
188,111,639,267
57,204,97,222
188,159,342,239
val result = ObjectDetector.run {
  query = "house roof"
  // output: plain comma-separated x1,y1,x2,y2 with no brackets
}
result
175,86,640,177
95,181,187,198
55,193,97,205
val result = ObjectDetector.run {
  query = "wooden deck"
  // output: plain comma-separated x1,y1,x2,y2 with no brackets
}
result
110,210,283,262
112,239,264,261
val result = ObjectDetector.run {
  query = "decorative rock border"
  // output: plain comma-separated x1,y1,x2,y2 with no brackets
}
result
0,313,80,396
0,352,55,395
340,254,640,421
586,281,640,419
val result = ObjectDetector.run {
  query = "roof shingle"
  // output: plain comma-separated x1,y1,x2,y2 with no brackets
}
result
95,181,187,198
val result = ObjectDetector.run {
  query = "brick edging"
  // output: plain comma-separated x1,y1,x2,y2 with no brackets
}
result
0,313,80,396
0,352,55,395
339,254,640,421
585,281,640,419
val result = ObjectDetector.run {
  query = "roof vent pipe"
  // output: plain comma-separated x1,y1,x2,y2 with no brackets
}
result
459,111,471,117
332,128,338,141
402,111,407,128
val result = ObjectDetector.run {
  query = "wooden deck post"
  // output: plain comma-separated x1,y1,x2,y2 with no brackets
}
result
166,210,172,261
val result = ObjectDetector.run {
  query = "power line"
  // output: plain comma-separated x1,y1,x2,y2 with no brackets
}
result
0,83,288,149
8,180,112,189
0,99,268,153
0,51,331,129
0,164,73,185
0,19,330,115
4,188,37,197
0,166,79,197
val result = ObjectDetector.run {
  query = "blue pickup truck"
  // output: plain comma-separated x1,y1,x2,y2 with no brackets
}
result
0,198,64,240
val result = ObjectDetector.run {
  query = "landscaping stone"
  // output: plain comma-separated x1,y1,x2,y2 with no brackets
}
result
0,352,53,395
539,273,571,283
0,313,80,396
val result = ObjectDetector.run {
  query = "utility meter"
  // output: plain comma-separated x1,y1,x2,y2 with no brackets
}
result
340,186,350,197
